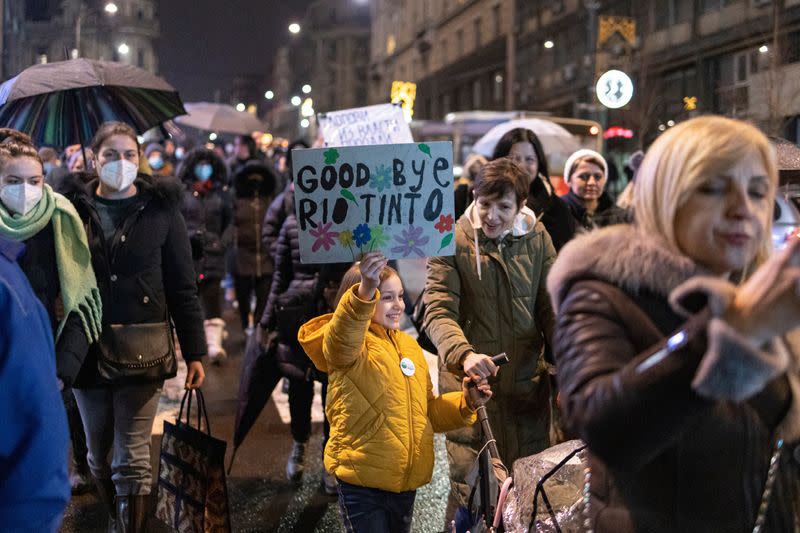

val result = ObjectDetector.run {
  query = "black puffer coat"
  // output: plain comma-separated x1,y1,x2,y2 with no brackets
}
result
61,174,206,388
259,191,322,378
562,190,630,230
528,177,581,251
18,222,88,386
177,148,233,280
261,181,291,258
548,225,800,532
232,162,279,277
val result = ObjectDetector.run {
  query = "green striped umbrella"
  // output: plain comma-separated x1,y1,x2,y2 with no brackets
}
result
0,58,186,148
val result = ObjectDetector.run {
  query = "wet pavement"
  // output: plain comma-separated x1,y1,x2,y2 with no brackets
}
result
61,259,453,532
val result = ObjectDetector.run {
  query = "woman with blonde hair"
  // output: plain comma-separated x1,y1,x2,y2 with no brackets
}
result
548,115,800,531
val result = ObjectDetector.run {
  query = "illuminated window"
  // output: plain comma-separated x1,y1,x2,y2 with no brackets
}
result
387,35,397,55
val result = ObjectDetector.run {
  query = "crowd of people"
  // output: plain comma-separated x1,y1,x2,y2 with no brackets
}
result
0,114,798,533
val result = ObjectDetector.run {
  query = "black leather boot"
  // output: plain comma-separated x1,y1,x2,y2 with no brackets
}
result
91,477,116,533
115,494,149,533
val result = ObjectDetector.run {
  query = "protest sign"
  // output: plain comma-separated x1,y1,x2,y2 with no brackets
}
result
293,142,456,264
318,103,413,147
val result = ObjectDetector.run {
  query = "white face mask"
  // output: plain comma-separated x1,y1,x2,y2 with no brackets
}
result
99,160,138,191
0,183,43,216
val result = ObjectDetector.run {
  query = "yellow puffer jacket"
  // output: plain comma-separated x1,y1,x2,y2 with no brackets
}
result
297,284,476,493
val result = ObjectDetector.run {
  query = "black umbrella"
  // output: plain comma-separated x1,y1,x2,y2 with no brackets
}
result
228,332,283,473
0,58,185,149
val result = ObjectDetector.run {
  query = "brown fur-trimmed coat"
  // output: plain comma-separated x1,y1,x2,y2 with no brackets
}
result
548,224,800,532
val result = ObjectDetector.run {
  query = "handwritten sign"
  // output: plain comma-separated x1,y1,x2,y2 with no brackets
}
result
318,103,413,147
293,142,456,264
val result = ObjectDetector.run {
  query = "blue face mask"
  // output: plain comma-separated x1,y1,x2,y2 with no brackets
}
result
148,156,164,170
194,163,213,182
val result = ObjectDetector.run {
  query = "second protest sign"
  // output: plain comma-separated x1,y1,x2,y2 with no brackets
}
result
292,141,456,263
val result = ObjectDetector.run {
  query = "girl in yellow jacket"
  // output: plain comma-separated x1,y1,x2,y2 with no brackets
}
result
298,252,491,533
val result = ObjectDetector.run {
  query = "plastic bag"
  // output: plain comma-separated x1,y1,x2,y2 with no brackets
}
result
502,440,588,533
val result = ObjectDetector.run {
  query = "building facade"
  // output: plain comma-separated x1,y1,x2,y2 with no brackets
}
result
368,0,515,119
365,0,800,143
266,0,371,139
0,0,27,80
306,0,370,113
2,0,159,79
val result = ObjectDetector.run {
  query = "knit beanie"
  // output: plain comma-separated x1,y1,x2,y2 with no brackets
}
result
563,149,608,182
144,143,165,158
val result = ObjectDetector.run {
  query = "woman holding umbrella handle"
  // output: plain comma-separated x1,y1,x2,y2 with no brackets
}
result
63,122,206,532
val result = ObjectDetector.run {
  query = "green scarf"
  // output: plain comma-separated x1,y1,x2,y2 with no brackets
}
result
0,185,102,343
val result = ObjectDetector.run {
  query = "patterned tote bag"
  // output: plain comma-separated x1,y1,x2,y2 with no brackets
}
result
156,389,232,532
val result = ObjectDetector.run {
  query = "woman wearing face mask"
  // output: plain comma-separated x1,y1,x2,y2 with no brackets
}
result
0,133,103,496
144,143,174,178
491,128,580,251
549,116,800,531
562,149,629,230
61,122,206,532
177,147,233,363
423,158,557,530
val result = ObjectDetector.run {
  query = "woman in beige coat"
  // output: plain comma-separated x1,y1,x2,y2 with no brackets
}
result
423,158,557,527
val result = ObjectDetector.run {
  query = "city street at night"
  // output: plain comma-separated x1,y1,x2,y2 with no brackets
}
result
2,1,800,533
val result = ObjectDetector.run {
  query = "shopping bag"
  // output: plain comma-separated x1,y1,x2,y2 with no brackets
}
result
156,389,232,533
502,440,588,533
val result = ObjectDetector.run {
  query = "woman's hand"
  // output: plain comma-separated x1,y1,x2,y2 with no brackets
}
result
725,237,800,344
462,376,492,410
186,361,205,389
357,252,388,300
463,352,499,382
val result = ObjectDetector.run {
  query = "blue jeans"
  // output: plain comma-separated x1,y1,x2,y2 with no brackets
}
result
337,480,416,533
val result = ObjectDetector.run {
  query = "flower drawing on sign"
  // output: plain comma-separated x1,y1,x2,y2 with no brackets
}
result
434,214,454,234
368,225,390,251
370,164,392,192
310,222,339,252
353,223,372,248
391,225,430,258
339,229,354,248
339,229,357,259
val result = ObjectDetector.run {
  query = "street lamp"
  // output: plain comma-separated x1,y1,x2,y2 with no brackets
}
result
291,96,302,106
264,90,274,100
300,119,310,128
117,43,130,55
104,2,118,14
302,84,312,94
288,23,301,34
236,103,246,112
544,40,554,49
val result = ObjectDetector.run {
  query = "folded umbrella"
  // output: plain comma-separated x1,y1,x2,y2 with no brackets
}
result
228,332,282,473
175,102,264,135
0,58,185,148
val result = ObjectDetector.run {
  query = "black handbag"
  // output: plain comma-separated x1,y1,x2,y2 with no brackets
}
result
97,320,178,383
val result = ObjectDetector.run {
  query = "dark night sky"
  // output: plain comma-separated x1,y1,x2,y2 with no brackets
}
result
156,0,314,102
